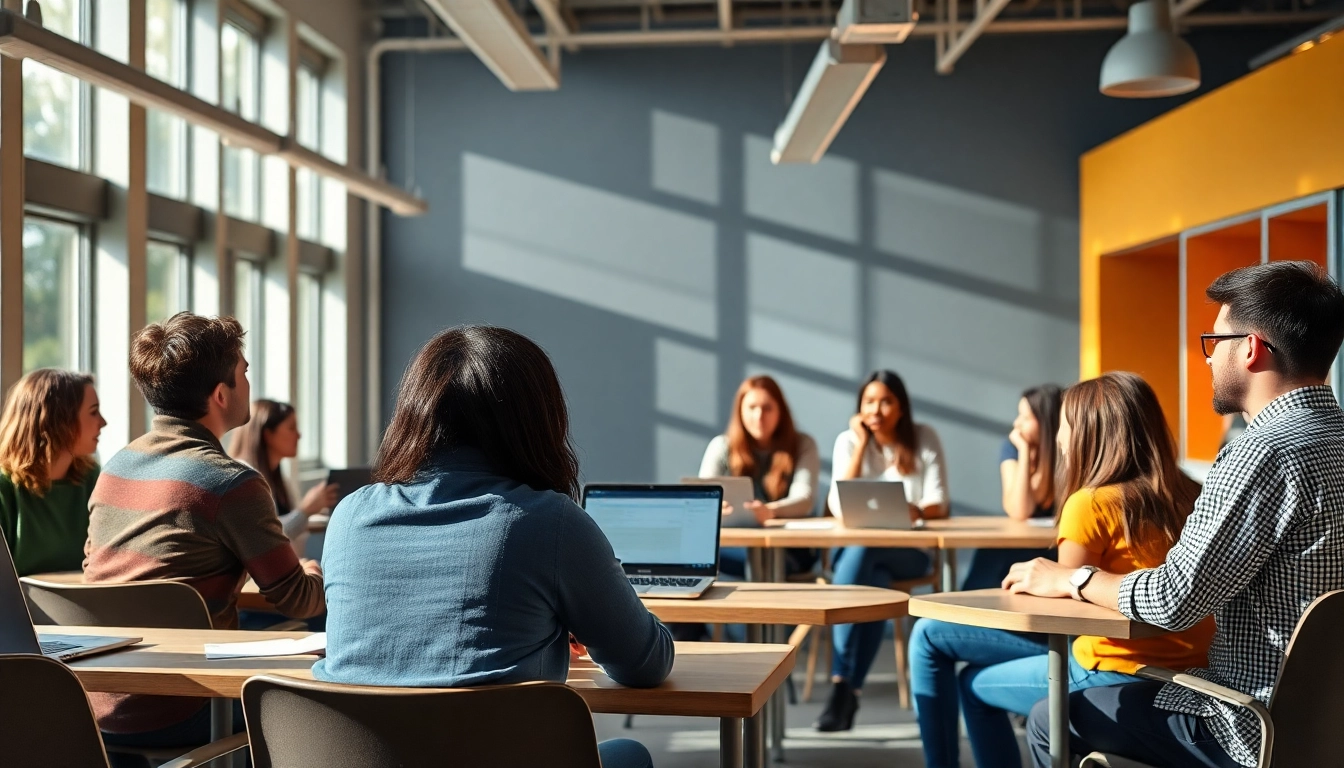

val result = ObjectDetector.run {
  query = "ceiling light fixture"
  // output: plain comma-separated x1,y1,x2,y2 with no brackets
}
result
1099,0,1200,98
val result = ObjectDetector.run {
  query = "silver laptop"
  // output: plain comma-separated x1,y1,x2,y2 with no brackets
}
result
680,476,760,528
835,480,915,530
582,484,722,599
0,530,140,661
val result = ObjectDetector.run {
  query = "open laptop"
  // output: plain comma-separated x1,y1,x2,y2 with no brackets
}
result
582,484,722,599
680,476,760,528
0,530,140,661
835,480,915,530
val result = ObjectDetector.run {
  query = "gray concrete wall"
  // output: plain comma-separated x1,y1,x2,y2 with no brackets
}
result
378,29,1294,515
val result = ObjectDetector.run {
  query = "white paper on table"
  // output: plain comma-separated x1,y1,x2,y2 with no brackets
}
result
1025,518,1056,528
204,632,327,659
782,520,836,530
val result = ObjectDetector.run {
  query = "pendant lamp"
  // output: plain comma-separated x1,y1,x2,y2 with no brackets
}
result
1099,0,1200,98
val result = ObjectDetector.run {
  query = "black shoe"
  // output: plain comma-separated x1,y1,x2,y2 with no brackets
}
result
814,679,859,732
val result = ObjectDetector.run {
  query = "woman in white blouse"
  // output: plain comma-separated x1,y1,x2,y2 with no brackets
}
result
817,370,948,732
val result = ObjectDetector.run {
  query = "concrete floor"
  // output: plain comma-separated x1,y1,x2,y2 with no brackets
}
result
593,637,1032,767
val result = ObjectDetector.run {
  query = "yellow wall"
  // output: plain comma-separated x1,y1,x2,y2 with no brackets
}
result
1080,35,1344,377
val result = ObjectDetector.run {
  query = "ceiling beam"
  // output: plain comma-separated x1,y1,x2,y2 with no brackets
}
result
719,0,733,29
532,0,573,34
1171,0,1208,18
936,0,1014,73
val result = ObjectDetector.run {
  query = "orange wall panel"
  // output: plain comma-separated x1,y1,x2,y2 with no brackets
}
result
1268,219,1328,267
1099,247,1181,440
1184,233,1261,462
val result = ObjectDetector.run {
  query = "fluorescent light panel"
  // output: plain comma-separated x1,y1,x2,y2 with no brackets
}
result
771,40,885,165
422,0,559,91
0,10,427,215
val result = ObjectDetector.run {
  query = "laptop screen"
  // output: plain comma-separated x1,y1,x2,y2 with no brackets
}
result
583,486,721,571
0,528,42,654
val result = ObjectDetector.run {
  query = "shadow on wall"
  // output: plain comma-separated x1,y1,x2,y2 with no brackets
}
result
458,109,1079,517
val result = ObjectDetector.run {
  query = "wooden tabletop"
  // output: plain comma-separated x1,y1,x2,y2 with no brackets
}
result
721,517,1055,550
909,589,1167,639
55,627,795,719
641,583,908,625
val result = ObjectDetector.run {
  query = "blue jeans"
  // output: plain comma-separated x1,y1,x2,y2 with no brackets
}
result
911,620,1141,768
961,547,1055,591
720,547,817,579
829,546,931,687
1027,682,1240,768
598,738,654,768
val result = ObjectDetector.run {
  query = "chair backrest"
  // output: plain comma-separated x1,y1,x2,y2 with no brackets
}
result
20,578,213,629
0,653,111,768
1267,589,1344,768
241,675,603,768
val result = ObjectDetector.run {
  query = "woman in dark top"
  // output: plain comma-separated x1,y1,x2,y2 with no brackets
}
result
960,384,1062,590
316,326,670,768
0,369,106,576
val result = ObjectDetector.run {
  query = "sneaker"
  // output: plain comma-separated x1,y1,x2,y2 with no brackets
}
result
814,679,859,732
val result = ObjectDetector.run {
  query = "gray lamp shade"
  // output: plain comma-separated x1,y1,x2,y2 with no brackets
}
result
1100,0,1200,98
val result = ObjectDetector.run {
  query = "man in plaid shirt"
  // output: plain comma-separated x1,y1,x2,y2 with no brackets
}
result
1004,261,1344,768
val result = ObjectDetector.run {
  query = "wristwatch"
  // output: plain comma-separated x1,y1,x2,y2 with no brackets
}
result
1069,566,1100,602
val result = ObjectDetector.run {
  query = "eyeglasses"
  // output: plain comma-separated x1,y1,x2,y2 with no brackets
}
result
1200,333,1276,359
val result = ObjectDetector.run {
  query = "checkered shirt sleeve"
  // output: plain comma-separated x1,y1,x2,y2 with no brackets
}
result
1118,386,1344,767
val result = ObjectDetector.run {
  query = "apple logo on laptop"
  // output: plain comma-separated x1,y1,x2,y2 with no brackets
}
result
866,497,881,511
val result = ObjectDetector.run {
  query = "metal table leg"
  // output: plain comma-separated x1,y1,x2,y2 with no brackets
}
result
768,549,787,762
747,548,765,583
211,698,240,768
1048,634,1069,768
745,623,767,768
721,717,744,768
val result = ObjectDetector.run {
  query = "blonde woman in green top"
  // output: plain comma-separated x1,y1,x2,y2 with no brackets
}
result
0,369,106,576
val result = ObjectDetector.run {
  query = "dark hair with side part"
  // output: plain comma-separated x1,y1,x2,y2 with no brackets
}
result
858,370,918,476
375,326,581,499
228,399,295,512
1206,260,1344,380
1023,384,1064,506
130,312,246,420
1057,372,1201,565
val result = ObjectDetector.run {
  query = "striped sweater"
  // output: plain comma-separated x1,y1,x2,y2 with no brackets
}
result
84,416,325,734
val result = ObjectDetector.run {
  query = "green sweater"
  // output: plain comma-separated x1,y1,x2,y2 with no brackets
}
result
0,466,99,576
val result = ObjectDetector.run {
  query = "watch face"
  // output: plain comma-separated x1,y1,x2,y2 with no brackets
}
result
1070,568,1093,587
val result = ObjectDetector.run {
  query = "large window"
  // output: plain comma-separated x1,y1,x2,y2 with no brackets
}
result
295,57,322,240
23,0,85,168
146,240,189,324
146,0,188,198
221,18,261,219
233,256,264,389
23,218,83,372
296,272,322,461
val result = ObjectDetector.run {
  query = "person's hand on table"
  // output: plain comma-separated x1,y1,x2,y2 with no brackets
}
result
301,558,323,578
569,636,588,660
299,482,340,516
721,501,734,516
744,500,775,525
1002,557,1072,598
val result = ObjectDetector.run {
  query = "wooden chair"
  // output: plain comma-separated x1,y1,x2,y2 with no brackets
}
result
0,653,246,768
1081,589,1344,768
241,675,603,768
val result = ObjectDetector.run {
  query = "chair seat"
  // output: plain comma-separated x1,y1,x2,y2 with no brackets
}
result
1080,752,1157,768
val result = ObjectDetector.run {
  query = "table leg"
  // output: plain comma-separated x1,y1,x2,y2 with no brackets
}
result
211,698,240,768
941,547,957,592
745,623,766,768
769,622,787,763
1048,634,1069,768
747,548,765,583
720,717,743,768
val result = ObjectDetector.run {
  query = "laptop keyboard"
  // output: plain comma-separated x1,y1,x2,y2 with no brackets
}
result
628,577,700,588
39,640,79,655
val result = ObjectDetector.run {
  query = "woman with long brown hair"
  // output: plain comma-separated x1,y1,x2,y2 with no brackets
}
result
228,399,337,550
908,372,1212,768
314,326,669,768
698,375,820,576
0,368,106,575
818,369,949,731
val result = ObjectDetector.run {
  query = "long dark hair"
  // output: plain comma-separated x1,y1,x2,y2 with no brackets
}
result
228,399,294,512
375,325,581,499
858,370,917,475
724,375,799,501
1023,384,1063,506
1057,372,1201,565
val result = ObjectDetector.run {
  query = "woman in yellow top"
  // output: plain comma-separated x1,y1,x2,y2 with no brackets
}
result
909,372,1214,768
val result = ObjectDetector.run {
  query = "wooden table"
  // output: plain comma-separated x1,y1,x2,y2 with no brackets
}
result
909,589,1165,768
55,626,796,768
